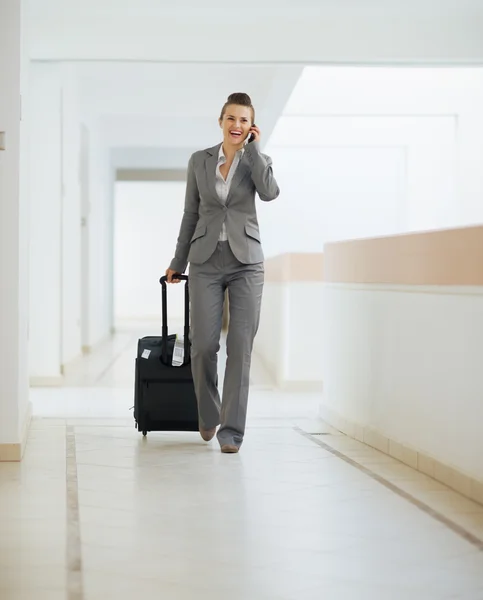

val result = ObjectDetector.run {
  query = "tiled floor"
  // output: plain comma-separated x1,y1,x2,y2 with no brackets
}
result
1,321,483,599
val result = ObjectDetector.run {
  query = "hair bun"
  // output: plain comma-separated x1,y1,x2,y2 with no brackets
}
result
227,92,252,105
220,92,255,122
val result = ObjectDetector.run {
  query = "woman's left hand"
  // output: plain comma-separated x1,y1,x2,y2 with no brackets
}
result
249,125,261,143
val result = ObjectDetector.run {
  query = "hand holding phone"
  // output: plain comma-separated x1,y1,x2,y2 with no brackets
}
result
248,124,260,143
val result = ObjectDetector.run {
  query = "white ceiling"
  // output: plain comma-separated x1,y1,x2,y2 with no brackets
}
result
28,0,483,65
27,0,483,170
70,62,302,168
77,63,293,118
27,0,483,19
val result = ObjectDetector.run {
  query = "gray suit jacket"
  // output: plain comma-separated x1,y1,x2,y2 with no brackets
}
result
169,141,280,274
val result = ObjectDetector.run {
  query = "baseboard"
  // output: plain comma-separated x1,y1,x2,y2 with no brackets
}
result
0,443,22,461
20,401,32,458
29,376,63,387
0,401,32,462
319,404,483,507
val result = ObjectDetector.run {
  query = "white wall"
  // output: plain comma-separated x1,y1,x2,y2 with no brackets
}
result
322,283,483,483
85,122,112,347
114,181,187,325
18,0,32,435
79,124,90,349
29,63,63,380
254,284,287,387
260,67,483,257
258,143,408,257
255,281,324,389
0,0,29,444
60,65,82,366
29,61,84,378
284,284,325,383
29,63,113,378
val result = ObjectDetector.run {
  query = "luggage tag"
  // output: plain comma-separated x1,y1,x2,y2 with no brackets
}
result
172,335,184,367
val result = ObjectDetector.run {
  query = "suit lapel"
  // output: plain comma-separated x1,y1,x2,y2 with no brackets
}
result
226,151,250,205
204,144,222,205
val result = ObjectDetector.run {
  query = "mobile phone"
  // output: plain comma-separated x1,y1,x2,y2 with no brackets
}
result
248,125,256,143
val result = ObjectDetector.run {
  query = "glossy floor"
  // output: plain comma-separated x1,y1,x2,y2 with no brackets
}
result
1,322,483,600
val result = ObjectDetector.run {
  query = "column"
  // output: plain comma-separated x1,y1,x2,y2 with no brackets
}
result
0,0,30,459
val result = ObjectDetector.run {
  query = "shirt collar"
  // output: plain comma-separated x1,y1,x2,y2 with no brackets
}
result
219,143,245,161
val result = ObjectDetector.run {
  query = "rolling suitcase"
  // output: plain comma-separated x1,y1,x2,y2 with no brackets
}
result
133,275,199,436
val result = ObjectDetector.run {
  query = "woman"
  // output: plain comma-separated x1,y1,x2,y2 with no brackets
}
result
166,92,279,454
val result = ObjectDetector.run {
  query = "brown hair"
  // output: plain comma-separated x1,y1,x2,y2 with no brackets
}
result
220,92,255,123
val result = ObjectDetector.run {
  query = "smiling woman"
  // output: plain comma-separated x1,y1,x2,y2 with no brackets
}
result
165,91,280,454
219,92,256,145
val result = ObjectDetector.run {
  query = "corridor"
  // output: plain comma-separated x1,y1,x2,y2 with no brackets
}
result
1,324,483,600
3,2,483,599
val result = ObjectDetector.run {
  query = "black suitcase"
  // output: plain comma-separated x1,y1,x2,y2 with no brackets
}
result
134,275,199,436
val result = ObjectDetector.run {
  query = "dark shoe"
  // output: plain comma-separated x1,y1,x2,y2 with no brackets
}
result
200,427,216,442
220,444,239,454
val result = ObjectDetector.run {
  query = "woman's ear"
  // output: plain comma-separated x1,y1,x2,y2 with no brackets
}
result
218,118,223,128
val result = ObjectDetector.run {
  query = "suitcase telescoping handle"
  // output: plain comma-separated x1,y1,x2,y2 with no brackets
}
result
159,275,190,365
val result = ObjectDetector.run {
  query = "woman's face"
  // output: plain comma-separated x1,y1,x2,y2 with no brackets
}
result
219,104,253,148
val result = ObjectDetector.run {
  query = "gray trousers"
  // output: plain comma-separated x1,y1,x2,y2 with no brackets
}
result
189,241,264,448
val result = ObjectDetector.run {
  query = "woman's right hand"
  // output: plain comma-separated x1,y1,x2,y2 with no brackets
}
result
165,268,181,283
